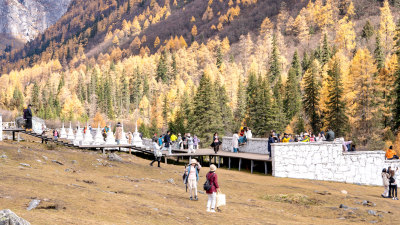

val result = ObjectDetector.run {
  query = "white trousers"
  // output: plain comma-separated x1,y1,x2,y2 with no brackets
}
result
188,178,197,198
383,185,389,197
207,192,217,210
188,144,195,153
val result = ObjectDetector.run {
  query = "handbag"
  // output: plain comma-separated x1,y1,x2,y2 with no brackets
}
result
216,193,226,207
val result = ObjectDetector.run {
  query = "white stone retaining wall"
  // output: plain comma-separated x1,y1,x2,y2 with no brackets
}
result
272,142,400,186
222,137,269,155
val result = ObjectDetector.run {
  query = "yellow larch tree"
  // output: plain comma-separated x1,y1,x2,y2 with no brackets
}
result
260,17,274,37
335,15,355,54
154,36,160,48
379,0,396,55
191,25,198,37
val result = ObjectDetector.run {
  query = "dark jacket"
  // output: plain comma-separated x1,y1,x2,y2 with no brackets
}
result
206,171,219,194
25,108,32,119
326,130,335,141
211,136,221,147
164,134,171,147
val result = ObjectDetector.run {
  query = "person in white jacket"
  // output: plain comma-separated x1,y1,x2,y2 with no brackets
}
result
246,128,252,139
232,132,239,153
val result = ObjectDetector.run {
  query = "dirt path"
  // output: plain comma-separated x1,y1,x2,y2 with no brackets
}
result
0,140,399,224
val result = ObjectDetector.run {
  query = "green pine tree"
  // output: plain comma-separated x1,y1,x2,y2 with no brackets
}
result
324,59,348,137
272,75,286,133
393,19,400,130
156,51,168,83
292,50,302,78
302,59,322,133
321,33,331,65
269,34,281,83
32,83,40,107
253,76,273,136
234,77,246,130
245,71,258,129
215,81,233,132
375,33,385,70
284,67,301,121
302,51,311,72
362,20,374,41
216,46,223,69
191,73,223,144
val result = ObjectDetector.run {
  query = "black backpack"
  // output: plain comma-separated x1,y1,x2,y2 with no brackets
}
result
203,173,215,191
390,176,395,184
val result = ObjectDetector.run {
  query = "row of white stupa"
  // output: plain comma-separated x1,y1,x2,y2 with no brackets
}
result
58,122,143,146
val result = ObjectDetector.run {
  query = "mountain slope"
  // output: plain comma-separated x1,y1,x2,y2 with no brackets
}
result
0,0,71,50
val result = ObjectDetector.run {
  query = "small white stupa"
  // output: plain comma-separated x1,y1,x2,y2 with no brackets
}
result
105,123,117,145
132,121,143,147
119,123,128,145
73,122,84,146
59,123,67,139
81,122,94,145
92,124,105,145
67,122,75,140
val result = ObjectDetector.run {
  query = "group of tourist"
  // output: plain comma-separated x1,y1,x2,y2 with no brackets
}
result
154,131,201,155
382,166,398,200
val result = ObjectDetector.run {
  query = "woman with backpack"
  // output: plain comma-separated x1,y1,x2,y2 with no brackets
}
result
184,159,201,200
205,164,220,213
389,168,398,200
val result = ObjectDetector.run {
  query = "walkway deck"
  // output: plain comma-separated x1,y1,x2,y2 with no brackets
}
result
4,129,271,174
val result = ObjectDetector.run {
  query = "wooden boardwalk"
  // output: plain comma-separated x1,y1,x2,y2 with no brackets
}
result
4,128,272,174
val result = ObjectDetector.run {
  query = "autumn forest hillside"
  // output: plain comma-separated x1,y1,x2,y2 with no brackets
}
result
2,0,400,149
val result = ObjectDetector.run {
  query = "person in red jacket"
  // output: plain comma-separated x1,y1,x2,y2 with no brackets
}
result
206,164,220,213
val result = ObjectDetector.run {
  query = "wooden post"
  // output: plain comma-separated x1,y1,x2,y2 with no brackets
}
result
214,156,216,164
189,156,192,163
164,156,168,164
102,148,105,155
209,156,211,166
264,161,267,175
228,157,231,170
129,148,131,155
239,158,242,171
218,156,221,168
251,160,254,174
12,131,15,141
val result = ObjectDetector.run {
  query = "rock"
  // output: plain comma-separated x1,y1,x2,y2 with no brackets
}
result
167,178,174,184
36,160,41,163
26,199,41,211
198,190,205,194
51,160,64,165
42,156,48,161
71,160,77,164
108,153,122,162
0,209,31,225
338,217,346,220
339,204,348,209
0,155,7,159
367,210,377,216
19,163,30,168
369,221,378,224
341,190,348,195
362,200,376,207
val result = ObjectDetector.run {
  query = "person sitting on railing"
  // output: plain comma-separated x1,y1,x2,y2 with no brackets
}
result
301,133,310,142
325,128,335,141
281,133,290,142
386,146,399,160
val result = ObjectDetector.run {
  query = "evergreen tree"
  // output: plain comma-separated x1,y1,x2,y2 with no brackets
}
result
321,33,331,65
11,87,24,110
234,77,246,130
191,73,223,144
253,76,273,136
284,67,301,121
215,82,233,133
32,83,40,107
324,59,348,137
302,59,322,133
269,34,281,83
104,76,114,119
272,75,286,132
156,51,168,83
216,46,223,69
302,51,311,72
375,34,385,70
245,71,258,129
292,50,302,78
362,20,374,41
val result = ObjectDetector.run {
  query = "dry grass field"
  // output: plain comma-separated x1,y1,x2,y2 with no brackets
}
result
0,138,399,225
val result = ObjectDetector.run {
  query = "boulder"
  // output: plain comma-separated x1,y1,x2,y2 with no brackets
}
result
0,209,31,225
26,199,40,211
107,153,122,162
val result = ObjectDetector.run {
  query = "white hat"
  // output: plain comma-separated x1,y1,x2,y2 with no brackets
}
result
190,159,197,164
210,164,217,172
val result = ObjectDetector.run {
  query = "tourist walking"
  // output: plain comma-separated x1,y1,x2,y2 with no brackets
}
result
24,104,33,132
389,168,398,200
185,159,201,200
164,131,172,155
115,122,123,145
193,135,200,150
382,168,390,198
232,132,239,153
150,134,162,167
206,164,220,213
187,133,195,153
211,133,222,154
177,133,183,149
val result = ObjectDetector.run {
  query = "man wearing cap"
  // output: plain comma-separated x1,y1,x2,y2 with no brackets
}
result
282,133,290,143
185,159,201,200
